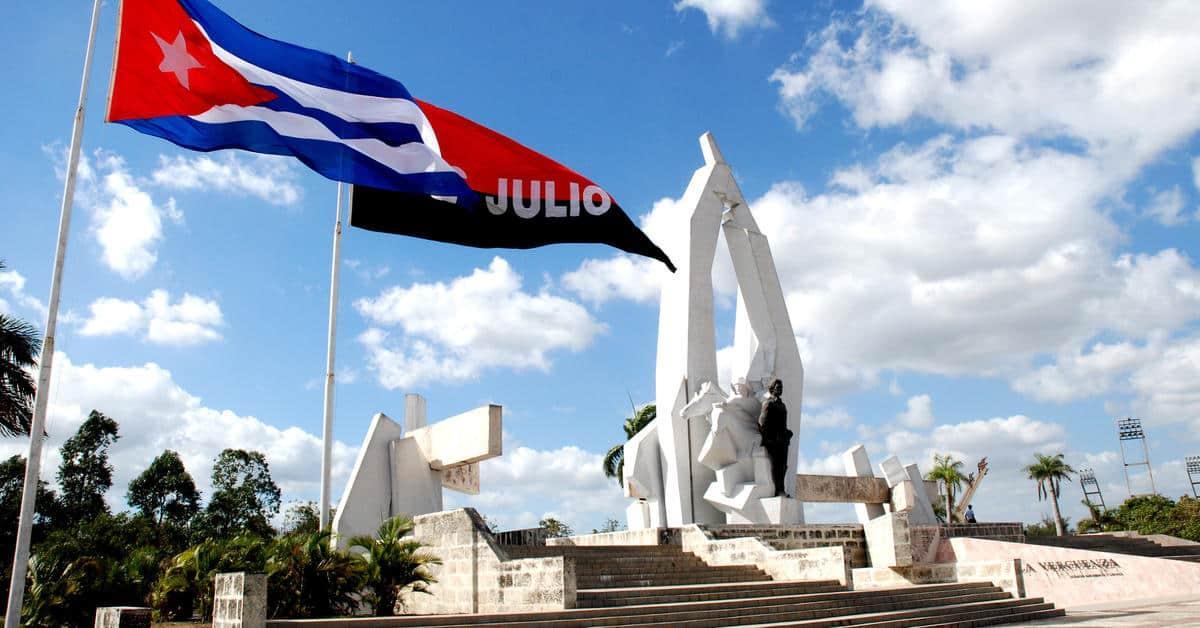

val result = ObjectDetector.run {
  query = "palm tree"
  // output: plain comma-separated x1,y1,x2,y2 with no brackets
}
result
0,262,40,437
266,529,363,618
925,454,967,523
602,404,655,486
1076,500,1119,534
348,515,440,616
1023,453,1075,537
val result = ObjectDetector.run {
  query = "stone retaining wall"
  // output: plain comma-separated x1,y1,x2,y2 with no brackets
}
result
410,509,575,614
949,537,1200,609
909,522,1025,563
702,523,868,568
851,559,1024,598
548,527,678,547
680,525,851,585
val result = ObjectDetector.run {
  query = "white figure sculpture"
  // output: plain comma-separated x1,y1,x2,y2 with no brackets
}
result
333,394,501,547
693,379,801,523
639,132,806,528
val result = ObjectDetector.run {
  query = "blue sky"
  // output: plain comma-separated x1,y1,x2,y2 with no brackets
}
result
3,0,1200,533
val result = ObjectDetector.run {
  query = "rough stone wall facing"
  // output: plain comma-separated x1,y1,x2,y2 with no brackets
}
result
911,522,1025,563
680,525,851,585
547,527,677,547
410,508,575,615
212,572,266,628
703,523,868,568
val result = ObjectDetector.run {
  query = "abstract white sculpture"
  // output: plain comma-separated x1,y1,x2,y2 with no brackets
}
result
333,394,501,546
634,132,806,528
695,380,802,523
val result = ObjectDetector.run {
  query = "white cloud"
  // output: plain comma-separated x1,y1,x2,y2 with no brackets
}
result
81,153,179,280
1129,336,1200,435
805,406,854,429
356,257,605,389
1145,186,1187,226
897,394,934,428
77,289,223,346
447,441,627,533
1013,338,1160,403
561,255,667,305
675,0,773,39
869,413,1076,524
151,153,302,206
0,266,46,318
771,2,1200,169
0,353,355,508
567,134,1200,402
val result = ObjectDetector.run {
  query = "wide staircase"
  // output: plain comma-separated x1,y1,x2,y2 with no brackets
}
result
1024,533,1200,562
361,544,1063,627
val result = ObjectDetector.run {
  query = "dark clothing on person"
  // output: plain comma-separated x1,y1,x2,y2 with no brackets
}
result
759,382,793,497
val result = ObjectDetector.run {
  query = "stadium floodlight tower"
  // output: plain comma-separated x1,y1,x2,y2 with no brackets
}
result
1187,456,1200,498
1078,468,1106,510
1116,417,1156,496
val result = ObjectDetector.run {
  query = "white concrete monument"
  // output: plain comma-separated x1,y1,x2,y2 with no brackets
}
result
333,394,501,546
627,132,806,528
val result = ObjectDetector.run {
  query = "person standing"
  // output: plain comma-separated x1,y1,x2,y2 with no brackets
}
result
965,504,977,523
758,379,793,497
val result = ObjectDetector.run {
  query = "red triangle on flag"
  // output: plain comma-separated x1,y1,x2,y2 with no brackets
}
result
107,0,275,122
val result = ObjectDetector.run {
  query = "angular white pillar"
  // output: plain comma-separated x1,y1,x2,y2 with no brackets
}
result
653,134,732,526
844,445,886,524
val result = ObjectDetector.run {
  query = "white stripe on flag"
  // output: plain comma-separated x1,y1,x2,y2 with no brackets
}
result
197,21,443,152
191,104,465,178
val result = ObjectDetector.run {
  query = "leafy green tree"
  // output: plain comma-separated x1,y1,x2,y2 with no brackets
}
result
281,501,321,535
127,449,200,527
539,516,573,538
603,404,655,486
152,533,269,621
1024,514,1071,537
196,449,281,539
349,516,439,616
593,518,624,534
23,513,162,625
925,454,967,523
0,261,39,437
1023,453,1074,536
0,455,60,589
1076,500,1120,534
266,529,363,618
57,410,120,526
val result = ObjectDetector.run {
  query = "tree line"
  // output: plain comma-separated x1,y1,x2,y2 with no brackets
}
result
0,410,437,626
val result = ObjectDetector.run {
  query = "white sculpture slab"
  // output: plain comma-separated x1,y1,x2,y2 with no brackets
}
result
844,444,887,524
879,455,908,488
333,395,502,547
622,418,666,529
904,463,939,524
648,132,805,527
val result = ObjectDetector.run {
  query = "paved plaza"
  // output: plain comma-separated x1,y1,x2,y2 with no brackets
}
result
1022,596,1200,627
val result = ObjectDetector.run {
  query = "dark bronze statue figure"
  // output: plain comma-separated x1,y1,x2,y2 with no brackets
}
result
758,378,793,497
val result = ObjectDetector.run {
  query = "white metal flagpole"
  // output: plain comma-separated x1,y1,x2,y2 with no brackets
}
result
319,51,353,533
318,180,345,531
5,0,104,622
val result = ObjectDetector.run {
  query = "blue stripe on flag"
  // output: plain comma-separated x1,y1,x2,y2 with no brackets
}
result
260,89,425,147
118,116,476,198
179,0,412,99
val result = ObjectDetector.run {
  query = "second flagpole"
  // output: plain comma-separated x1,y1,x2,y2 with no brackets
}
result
319,51,353,534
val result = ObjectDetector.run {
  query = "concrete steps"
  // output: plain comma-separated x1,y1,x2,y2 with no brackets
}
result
265,543,1063,627
1024,533,1200,562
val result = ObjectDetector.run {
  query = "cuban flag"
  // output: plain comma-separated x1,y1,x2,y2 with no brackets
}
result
107,0,675,271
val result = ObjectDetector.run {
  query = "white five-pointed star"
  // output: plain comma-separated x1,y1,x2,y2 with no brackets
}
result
152,31,203,89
